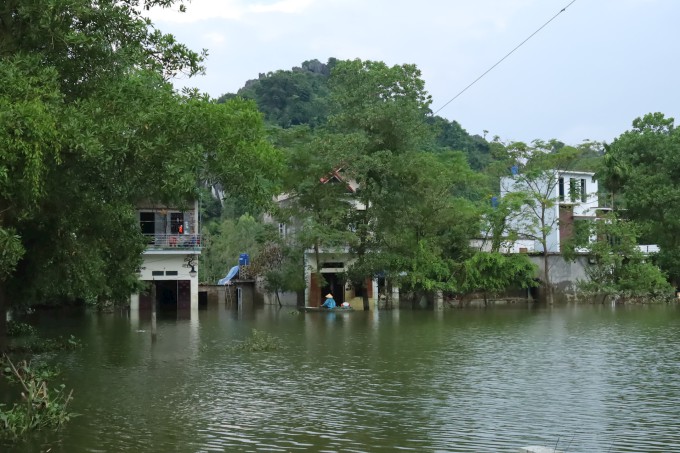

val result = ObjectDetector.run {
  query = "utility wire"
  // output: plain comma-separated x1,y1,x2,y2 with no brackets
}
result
433,0,578,115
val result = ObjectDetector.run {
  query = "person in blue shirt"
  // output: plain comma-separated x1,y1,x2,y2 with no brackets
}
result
321,293,336,309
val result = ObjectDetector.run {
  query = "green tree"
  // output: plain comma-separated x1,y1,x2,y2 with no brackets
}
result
496,140,580,304
598,112,680,285
375,151,480,302
574,213,672,302
218,59,333,128
459,252,537,305
0,56,60,280
477,192,527,253
0,0,282,347
201,214,270,285
249,241,305,307
326,59,434,309
276,130,357,300
427,116,492,171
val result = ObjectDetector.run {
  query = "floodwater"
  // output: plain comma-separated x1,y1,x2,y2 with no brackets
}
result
3,303,680,452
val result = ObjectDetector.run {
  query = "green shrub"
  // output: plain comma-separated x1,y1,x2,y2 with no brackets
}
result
0,356,76,438
8,335,82,354
7,321,37,338
229,329,283,352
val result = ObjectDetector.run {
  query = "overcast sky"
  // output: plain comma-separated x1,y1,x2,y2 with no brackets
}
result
148,0,678,145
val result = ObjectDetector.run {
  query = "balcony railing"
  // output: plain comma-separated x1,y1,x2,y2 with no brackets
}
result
144,234,202,250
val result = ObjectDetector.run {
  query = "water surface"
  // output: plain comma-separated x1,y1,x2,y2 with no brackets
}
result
4,304,680,452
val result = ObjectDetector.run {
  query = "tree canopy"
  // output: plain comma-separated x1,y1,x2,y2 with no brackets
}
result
0,0,283,324
219,58,497,172
599,112,680,284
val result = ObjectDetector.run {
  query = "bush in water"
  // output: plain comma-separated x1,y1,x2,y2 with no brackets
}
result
229,329,284,352
0,356,76,438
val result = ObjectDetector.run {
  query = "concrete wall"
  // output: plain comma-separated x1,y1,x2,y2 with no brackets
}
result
262,291,298,307
528,254,589,294
199,283,256,308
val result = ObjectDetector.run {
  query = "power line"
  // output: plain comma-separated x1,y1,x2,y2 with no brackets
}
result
433,0,578,115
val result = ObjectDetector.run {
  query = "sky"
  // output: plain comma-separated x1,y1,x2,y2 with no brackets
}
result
147,0,679,145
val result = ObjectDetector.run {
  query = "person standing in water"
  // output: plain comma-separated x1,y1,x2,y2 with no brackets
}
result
321,293,336,309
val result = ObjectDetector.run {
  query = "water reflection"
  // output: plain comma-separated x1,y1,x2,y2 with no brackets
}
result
3,304,680,452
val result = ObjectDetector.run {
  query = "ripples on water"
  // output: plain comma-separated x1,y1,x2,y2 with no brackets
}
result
4,304,680,452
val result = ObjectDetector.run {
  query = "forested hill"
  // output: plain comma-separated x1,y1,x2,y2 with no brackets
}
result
217,58,493,170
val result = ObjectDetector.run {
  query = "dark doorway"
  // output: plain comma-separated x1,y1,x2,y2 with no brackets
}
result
198,291,208,309
138,280,191,311
320,272,344,304
140,212,155,245
140,212,155,235
170,212,184,234
156,280,178,310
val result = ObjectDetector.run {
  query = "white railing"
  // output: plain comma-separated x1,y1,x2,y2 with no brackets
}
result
144,234,202,250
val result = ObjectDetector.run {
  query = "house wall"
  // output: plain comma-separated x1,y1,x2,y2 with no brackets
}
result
130,254,198,310
137,201,199,235
500,171,599,253
562,171,599,217
501,175,560,252
302,250,379,309
133,200,201,311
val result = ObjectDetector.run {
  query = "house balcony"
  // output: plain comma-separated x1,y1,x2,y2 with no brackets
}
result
143,234,202,253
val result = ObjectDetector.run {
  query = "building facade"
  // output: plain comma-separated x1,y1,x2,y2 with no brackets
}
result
130,200,202,310
500,170,600,253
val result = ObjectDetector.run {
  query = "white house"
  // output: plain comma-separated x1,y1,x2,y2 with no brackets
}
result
500,169,600,253
264,169,381,308
130,200,202,310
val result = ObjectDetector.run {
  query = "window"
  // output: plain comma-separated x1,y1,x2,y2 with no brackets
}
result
170,212,184,234
165,271,178,276
278,223,287,238
569,178,577,202
558,177,565,201
151,271,164,276
581,178,587,202
140,212,155,235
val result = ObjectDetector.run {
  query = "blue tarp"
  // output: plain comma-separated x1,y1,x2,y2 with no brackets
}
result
218,265,239,285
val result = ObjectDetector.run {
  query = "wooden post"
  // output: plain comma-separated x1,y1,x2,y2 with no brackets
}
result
151,281,157,344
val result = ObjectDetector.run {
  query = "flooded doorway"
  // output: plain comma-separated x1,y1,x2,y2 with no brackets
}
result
320,272,344,304
138,280,191,310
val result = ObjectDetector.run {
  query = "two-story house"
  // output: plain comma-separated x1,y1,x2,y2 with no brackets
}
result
267,170,379,308
130,200,202,310
500,169,600,253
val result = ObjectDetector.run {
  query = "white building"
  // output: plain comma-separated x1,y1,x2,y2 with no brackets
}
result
130,201,202,310
500,170,600,253
264,170,381,308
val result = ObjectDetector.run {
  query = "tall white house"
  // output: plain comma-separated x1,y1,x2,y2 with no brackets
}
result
500,170,600,253
130,200,202,310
